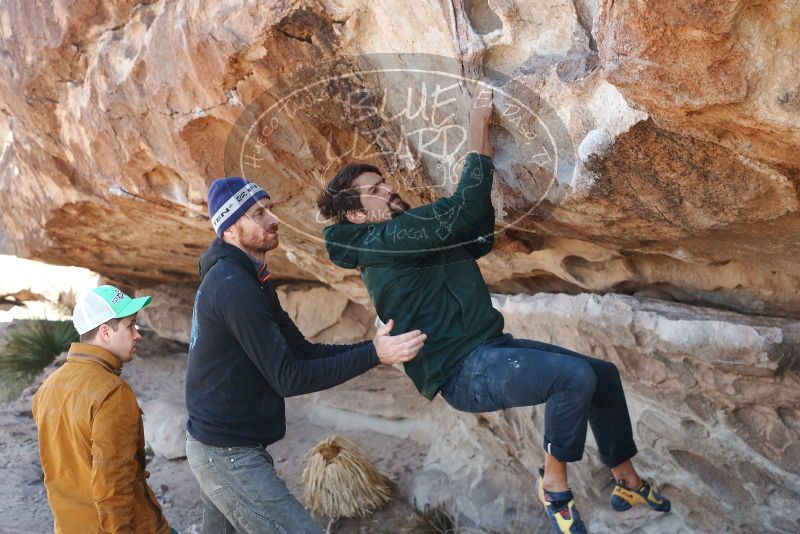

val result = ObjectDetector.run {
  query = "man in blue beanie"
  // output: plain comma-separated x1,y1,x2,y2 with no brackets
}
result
186,177,427,533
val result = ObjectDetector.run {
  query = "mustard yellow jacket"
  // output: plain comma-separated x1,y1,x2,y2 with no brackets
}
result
32,343,170,533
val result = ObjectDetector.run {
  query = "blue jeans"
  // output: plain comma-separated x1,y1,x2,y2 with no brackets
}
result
440,334,637,467
186,434,321,534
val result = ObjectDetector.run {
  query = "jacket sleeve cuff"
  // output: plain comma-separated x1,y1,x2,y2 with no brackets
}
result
366,343,381,367
465,151,493,166
461,152,494,186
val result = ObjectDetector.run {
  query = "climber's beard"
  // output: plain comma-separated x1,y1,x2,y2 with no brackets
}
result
389,193,410,218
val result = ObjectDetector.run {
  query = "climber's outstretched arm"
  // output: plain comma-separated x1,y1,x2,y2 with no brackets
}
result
462,86,495,258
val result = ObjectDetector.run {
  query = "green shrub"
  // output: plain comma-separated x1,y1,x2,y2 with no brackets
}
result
0,320,78,402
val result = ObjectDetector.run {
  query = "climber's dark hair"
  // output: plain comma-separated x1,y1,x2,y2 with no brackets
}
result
317,163,381,223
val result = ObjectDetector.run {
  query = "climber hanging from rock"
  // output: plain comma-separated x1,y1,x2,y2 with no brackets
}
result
318,86,671,534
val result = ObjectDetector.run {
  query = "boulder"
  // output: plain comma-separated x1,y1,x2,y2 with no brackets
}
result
141,398,188,461
136,284,195,344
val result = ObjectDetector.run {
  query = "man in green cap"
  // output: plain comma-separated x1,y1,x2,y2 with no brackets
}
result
32,285,178,533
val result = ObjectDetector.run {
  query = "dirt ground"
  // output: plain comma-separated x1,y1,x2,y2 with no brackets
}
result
0,329,438,534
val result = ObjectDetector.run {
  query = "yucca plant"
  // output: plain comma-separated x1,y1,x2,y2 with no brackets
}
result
303,435,393,523
0,319,77,401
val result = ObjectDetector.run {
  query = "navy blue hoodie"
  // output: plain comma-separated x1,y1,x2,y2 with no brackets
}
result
186,238,379,447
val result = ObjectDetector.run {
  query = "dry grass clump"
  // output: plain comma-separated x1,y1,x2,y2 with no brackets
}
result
303,435,393,518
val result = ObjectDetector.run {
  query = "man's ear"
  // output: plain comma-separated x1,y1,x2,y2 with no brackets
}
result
97,324,110,343
221,223,238,244
345,210,367,224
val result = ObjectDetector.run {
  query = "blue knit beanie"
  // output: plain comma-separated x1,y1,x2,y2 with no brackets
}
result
207,177,270,236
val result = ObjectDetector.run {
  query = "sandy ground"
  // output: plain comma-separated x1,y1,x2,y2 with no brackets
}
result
0,329,432,533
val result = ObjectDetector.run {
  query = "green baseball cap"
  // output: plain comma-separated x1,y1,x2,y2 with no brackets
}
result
72,285,152,335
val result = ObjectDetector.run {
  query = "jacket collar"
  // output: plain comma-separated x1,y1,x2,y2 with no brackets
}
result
255,261,272,284
200,238,271,285
67,343,123,375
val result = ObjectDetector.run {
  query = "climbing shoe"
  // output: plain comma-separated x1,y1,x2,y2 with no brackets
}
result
610,478,671,512
536,467,588,534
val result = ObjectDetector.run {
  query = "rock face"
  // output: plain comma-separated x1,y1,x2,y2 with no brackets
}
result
136,284,196,343
0,0,797,316
275,283,376,343
496,293,800,532
141,398,188,460
307,292,800,533
596,0,800,170
1,0,799,531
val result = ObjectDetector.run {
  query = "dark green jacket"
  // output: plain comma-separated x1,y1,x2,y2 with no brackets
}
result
323,152,504,399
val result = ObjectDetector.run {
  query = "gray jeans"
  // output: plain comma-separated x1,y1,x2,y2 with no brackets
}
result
186,434,321,534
